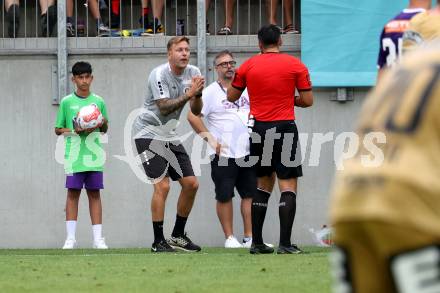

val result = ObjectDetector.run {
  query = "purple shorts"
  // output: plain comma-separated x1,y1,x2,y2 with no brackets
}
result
65,171,104,190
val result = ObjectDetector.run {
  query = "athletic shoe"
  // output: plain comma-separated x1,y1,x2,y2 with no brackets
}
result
250,243,274,254
167,233,201,252
143,18,164,36
243,237,274,249
277,244,303,254
224,236,243,248
93,238,108,249
283,24,299,34
151,239,176,253
206,23,210,35
217,26,232,35
62,238,77,249
66,23,76,37
98,23,111,36
242,238,252,248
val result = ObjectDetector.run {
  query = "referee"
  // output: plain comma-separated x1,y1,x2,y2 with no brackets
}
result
227,25,313,254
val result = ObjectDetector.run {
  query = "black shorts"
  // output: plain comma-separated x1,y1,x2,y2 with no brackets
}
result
250,120,303,179
135,138,195,181
210,155,257,203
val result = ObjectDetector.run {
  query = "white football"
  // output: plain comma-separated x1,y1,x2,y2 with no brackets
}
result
76,103,103,130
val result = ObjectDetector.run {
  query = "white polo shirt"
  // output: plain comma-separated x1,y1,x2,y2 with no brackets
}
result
201,81,250,158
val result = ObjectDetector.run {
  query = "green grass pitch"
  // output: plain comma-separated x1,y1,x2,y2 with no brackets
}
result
0,247,331,292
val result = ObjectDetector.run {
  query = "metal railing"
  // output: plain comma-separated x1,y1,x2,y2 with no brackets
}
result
0,0,299,39
1,0,300,104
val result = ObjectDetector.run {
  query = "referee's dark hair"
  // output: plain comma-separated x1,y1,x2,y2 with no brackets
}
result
258,25,281,48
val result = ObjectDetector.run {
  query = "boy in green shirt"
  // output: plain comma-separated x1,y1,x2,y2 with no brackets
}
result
55,61,109,249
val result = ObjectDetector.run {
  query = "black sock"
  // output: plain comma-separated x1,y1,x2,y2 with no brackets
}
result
153,221,165,243
171,214,188,238
279,191,297,246
252,189,271,245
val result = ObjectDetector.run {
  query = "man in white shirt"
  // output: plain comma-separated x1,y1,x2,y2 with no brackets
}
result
188,50,254,248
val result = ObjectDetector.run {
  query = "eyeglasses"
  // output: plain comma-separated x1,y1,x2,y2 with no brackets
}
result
216,61,237,68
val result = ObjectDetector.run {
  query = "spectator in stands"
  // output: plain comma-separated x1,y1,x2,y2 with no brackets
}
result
206,0,236,35
39,0,57,37
376,0,430,82
266,0,298,34
143,0,164,35
66,0,110,36
107,0,151,30
5,0,19,38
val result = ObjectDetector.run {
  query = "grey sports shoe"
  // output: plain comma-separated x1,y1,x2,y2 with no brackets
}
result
151,239,176,253
167,233,201,252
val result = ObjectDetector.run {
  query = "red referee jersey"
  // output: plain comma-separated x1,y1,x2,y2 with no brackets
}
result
231,52,312,121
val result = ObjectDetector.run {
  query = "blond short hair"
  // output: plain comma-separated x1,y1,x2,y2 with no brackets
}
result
167,36,190,51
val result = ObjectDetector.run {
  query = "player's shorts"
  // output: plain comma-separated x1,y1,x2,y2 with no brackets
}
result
135,138,194,181
332,220,440,293
210,155,256,203
250,120,302,179
65,171,104,190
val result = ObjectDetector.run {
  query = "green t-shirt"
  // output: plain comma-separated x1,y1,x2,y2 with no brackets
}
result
55,92,109,174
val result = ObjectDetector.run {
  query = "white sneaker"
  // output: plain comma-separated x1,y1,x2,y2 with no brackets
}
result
62,238,76,249
242,238,274,248
224,236,243,248
242,238,252,248
93,237,108,249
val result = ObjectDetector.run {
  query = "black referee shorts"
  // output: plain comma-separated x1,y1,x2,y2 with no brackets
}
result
250,120,303,179
135,138,195,181
210,155,257,203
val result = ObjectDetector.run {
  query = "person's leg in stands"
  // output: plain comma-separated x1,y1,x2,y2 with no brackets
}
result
151,0,164,32
5,0,20,37
139,0,150,29
39,0,57,36
282,0,297,33
265,0,277,25
88,0,110,34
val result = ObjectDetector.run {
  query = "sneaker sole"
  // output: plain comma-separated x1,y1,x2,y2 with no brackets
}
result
151,249,175,253
141,32,164,36
276,250,302,254
169,244,201,252
249,249,274,254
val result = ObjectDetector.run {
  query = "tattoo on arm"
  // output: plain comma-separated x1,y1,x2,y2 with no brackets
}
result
156,94,191,116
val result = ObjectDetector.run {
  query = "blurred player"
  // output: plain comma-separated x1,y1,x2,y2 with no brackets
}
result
330,44,440,293
403,0,440,52
376,0,430,82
